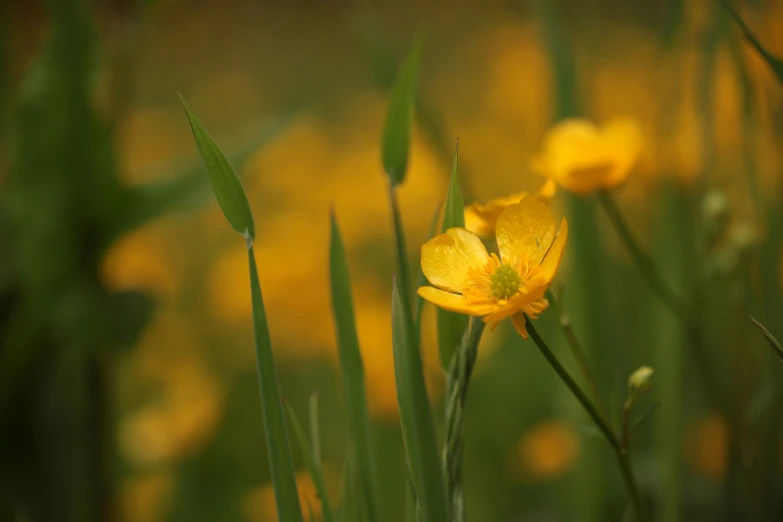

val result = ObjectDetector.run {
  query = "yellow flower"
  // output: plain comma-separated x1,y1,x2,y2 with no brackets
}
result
463,180,557,237
418,196,567,338
532,117,642,195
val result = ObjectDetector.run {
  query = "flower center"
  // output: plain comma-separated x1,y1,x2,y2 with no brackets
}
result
489,264,522,300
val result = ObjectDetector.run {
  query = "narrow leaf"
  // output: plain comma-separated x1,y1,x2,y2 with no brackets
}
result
437,143,469,368
381,33,425,187
286,403,335,522
750,316,783,364
329,211,380,522
248,247,304,522
720,0,783,85
392,277,449,522
309,393,322,465
178,93,255,241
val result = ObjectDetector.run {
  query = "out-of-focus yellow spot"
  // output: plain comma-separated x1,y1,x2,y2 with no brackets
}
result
684,414,729,479
119,351,224,467
101,225,178,299
207,245,252,324
120,470,175,522
510,420,580,480
242,467,338,522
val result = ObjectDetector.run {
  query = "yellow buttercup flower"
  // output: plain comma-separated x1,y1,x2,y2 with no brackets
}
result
464,180,557,237
418,196,567,338
532,117,642,195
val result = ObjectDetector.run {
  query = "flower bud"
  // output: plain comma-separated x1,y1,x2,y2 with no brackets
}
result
628,366,654,397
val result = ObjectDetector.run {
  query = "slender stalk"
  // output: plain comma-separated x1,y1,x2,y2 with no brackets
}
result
443,317,485,522
596,191,687,318
547,289,609,422
525,319,648,522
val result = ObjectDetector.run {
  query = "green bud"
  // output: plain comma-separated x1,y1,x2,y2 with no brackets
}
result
628,365,654,396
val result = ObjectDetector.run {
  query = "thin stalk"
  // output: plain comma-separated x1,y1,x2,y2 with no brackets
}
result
596,191,687,318
596,191,729,416
526,319,647,522
443,316,485,522
547,289,609,422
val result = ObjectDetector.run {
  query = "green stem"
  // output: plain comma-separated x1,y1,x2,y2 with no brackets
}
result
547,290,609,423
596,191,687,318
443,316,485,522
389,185,414,322
526,319,648,522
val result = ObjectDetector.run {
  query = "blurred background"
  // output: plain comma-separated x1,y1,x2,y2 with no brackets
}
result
1,0,782,521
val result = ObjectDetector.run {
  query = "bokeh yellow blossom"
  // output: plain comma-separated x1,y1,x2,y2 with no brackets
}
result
684,414,729,479
532,117,643,195
418,196,567,338
120,471,176,522
464,180,557,237
242,467,339,522
510,420,580,480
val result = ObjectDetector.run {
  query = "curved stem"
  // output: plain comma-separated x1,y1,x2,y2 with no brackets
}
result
443,316,485,522
526,319,647,522
596,191,687,318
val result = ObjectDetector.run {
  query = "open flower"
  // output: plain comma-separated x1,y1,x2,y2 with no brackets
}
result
464,180,557,237
532,117,642,195
418,196,567,338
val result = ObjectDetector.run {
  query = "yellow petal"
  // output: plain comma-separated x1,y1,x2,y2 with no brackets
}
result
601,117,643,188
421,228,489,292
511,312,529,339
464,192,529,237
495,197,555,267
417,286,494,315
539,218,568,283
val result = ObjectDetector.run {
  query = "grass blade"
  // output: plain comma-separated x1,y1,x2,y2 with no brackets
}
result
381,33,425,187
719,0,783,85
178,93,255,241
329,211,380,522
286,402,335,522
309,393,322,465
248,248,304,522
751,316,783,365
437,143,469,368
392,277,449,522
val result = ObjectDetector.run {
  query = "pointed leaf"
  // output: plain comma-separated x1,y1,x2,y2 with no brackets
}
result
286,403,335,522
178,93,255,241
437,143,469,368
247,247,304,522
381,34,425,187
329,211,380,522
751,316,783,364
392,277,448,522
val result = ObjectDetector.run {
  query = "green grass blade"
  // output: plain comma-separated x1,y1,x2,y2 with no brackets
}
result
248,247,304,522
286,402,335,522
390,188,415,325
309,393,322,465
719,0,783,85
751,316,783,365
178,93,255,241
329,211,380,522
437,143,469,368
381,33,425,187
392,277,449,522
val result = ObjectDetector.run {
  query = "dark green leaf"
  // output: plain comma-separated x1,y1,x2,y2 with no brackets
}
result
329,211,380,522
437,143,469,368
751,315,783,365
285,403,335,522
381,34,425,187
391,277,448,522
108,291,155,348
309,392,322,465
178,93,255,241
247,246,304,522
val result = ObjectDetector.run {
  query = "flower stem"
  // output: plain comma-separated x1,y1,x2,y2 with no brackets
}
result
546,289,609,423
443,316,485,522
525,319,647,522
596,191,688,318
